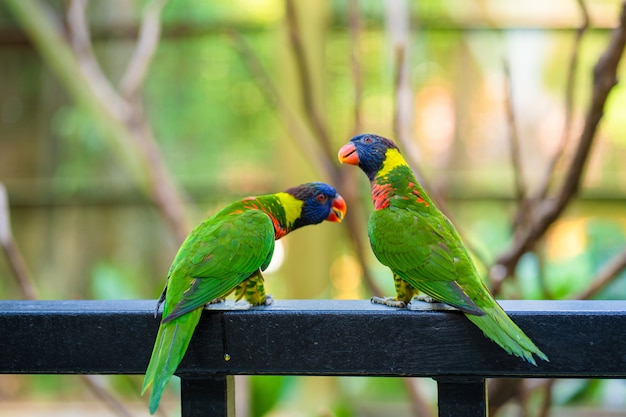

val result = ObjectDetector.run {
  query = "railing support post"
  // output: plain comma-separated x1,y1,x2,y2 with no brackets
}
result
180,375,235,417
435,377,487,417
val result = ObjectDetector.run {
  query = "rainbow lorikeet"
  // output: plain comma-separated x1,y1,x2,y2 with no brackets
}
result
142,182,346,413
338,134,548,365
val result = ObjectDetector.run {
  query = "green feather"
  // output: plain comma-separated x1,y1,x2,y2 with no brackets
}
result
141,198,278,414
465,305,549,365
142,309,201,413
356,139,548,364
141,183,345,414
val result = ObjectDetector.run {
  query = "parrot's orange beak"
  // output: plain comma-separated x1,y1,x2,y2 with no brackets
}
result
327,194,347,223
338,143,359,165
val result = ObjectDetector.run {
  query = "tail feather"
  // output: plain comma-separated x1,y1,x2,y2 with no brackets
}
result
465,303,548,365
142,308,202,414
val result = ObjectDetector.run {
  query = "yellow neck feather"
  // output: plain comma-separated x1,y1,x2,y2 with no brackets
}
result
377,148,408,178
274,192,303,227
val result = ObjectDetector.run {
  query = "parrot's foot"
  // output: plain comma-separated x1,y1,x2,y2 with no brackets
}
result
207,298,226,305
231,301,252,310
371,296,406,308
414,294,434,303
407,297,459,312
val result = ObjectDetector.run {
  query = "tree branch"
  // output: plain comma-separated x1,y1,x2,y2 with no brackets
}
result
534,0,590,202
119,0,169,99
227,30,334,180
503,58,527,211
0,183,137,417
67,0,191,243
228,29,384,298
574,248,626,300
66,0,130,118
284,0,338,178
0,184,38,300
348,0,363,135
491,0,626,289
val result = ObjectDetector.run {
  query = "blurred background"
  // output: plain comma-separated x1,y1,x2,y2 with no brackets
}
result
1,0,626,416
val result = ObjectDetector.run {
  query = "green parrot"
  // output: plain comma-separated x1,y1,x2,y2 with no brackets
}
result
338,134,547,365
141,182,347,413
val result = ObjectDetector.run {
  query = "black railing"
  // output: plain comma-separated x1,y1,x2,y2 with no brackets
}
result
2,299,626,416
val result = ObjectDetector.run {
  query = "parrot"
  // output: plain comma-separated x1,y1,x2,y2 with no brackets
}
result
141,182,347,413
338,134,548,365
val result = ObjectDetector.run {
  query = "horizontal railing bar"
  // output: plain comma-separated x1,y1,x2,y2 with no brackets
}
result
1,299,625,378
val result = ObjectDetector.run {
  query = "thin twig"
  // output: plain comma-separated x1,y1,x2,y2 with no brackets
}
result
486,0,594,410
226,30,334,180
284,0,337,173
388,6,437,199
344,0,384,298
502,58,527,212
81,375,136,417
491,0,626,290
66,0,191,243
574,248,626,300
227,29,384,298
537,379,555,417
0,184,136,417
534,0,590,202
0,184,38,300
119,0,169,99
67,0,130,118
348,0,363,135
403,378,435,417
488,378,522,416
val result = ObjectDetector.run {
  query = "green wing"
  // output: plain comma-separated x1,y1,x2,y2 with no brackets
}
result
369,207,484,315
142,209,275,413
163,209,275,322
369,197,548,364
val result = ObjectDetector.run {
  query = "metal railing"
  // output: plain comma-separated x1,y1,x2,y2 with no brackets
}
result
2,299,625,416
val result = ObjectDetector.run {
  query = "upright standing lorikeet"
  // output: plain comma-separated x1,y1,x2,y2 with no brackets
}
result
338,134,547,364
141,182,346,413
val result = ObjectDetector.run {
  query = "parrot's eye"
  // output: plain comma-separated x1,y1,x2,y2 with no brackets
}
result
363,137,373,143
316,193,328,203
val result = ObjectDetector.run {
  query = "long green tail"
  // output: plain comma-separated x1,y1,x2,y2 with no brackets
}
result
141,308,202,414
465,302,548,365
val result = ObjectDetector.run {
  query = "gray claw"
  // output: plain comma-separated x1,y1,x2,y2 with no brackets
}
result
371,296,407,308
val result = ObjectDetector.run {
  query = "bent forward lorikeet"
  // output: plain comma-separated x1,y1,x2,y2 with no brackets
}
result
142,182,346,413
338,134,547,365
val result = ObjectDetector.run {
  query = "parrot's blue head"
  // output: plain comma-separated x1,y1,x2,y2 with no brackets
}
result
285,182,347,229
337,134,400,181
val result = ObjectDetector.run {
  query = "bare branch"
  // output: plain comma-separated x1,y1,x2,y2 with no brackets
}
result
343,0,384,298
386,0,419,170
386,5,489,274
537,379,555,417
119,0,169,98
574,248,626,300
491,1,626,289
226,31,334,180
126,106,193,244
502,58,527,209
66,0,130,118
80,375,136,417
284,0,337,176
67,0,191,242
348,0,363,135
0,184,38,300
403,378,435,417
1,184,136,417
534,0,590,201
228,30,384,298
